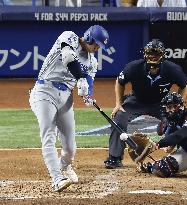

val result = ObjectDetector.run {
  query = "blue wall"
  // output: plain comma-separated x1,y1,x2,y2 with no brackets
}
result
0,7,186,77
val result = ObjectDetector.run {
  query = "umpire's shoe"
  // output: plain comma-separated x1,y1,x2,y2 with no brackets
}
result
104,155,123,169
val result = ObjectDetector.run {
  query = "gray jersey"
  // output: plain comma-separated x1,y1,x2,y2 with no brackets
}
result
38,31,98,90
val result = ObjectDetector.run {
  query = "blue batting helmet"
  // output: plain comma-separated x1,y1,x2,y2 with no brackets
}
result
83,25,109,51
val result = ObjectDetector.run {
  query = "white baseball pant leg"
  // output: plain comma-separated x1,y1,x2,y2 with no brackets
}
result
57,105,76,169
30,99,63,182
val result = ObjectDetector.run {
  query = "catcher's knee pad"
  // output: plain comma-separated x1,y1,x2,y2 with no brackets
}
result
152,156,179,177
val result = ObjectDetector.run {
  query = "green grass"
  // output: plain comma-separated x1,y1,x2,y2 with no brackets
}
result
76,135,109,148
0,108,112,148
0,108,161,149
75,108,112,131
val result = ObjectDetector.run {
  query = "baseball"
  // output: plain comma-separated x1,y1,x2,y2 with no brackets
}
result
120,133,128,141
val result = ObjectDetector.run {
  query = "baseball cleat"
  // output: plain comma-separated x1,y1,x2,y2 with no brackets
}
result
64,165,78,183
59,158,79,183
104,156,123,169
52,178,72,192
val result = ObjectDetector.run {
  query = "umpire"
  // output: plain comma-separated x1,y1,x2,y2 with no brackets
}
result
104,39,187,169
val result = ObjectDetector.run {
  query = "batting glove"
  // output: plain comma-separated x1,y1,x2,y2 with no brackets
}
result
83,95,96,107
77,78,89,96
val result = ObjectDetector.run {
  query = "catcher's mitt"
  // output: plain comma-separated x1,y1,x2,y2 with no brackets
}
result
128,132,156,163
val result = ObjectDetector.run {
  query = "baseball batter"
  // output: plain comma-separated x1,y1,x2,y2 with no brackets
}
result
29,25,109,192
139,92,187,177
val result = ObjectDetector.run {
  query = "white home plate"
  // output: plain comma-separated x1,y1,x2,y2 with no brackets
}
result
129,190,173,195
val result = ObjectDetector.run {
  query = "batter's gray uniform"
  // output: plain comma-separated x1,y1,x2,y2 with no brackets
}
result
29,31,98,184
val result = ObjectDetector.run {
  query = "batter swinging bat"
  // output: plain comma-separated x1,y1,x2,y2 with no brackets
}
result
93,102,138,151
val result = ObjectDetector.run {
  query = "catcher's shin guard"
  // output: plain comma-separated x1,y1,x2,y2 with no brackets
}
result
152,156,179,177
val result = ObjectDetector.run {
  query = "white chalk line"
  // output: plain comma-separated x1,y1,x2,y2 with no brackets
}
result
1,179,186,201
0,196,39,200
0,174,119,200
0,147,109,151
129,190,173,195
0,180,46,186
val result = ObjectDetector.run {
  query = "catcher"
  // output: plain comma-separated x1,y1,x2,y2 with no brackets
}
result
131,92,187,177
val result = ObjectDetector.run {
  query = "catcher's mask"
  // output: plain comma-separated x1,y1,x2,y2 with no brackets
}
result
144,39,166,69
161,92,184,122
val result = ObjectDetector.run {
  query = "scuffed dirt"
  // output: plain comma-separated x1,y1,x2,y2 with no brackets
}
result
0,149,187,205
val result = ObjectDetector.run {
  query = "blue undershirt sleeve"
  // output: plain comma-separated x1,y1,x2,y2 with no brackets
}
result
85,74,93,96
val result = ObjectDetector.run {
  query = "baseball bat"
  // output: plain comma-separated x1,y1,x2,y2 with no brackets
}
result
93,102,138,151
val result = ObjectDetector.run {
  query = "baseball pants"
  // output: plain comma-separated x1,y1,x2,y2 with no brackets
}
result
29,82,76,182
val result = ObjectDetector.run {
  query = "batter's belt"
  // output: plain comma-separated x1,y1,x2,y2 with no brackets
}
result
37,79,70,91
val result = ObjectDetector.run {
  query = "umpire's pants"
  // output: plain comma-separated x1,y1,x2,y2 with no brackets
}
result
109,94,162,158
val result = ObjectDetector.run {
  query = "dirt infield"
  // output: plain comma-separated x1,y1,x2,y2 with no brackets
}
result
0,149,187,205
0,79,185,205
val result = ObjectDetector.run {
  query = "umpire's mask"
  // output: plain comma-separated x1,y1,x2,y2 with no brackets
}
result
144,39,166,69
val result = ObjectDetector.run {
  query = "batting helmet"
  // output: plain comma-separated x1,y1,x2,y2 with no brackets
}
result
144,39,166,66
84,25,109,51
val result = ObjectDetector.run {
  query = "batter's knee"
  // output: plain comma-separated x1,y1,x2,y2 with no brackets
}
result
152,156,179,177
62,145,76,159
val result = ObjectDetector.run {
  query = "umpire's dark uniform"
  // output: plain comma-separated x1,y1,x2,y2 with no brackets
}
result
106,59,187,168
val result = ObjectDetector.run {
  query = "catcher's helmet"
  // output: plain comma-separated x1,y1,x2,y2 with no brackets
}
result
144,39,166,67
83,25,109,51
161,92,184,121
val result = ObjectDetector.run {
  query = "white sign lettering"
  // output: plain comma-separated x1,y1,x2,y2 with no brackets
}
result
167,12,187,21
34,12,108,21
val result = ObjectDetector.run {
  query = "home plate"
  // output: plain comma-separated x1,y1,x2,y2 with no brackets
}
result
129,190,173,195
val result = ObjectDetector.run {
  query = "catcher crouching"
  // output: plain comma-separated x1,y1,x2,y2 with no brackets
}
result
125,92,187,178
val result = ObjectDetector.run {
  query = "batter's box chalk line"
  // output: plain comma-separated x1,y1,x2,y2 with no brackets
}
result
0,176,118,200
1,180,186,201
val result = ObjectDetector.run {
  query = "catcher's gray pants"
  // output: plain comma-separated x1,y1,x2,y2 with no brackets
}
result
29,82,76,183
109,94,162,158
170,147,187,172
